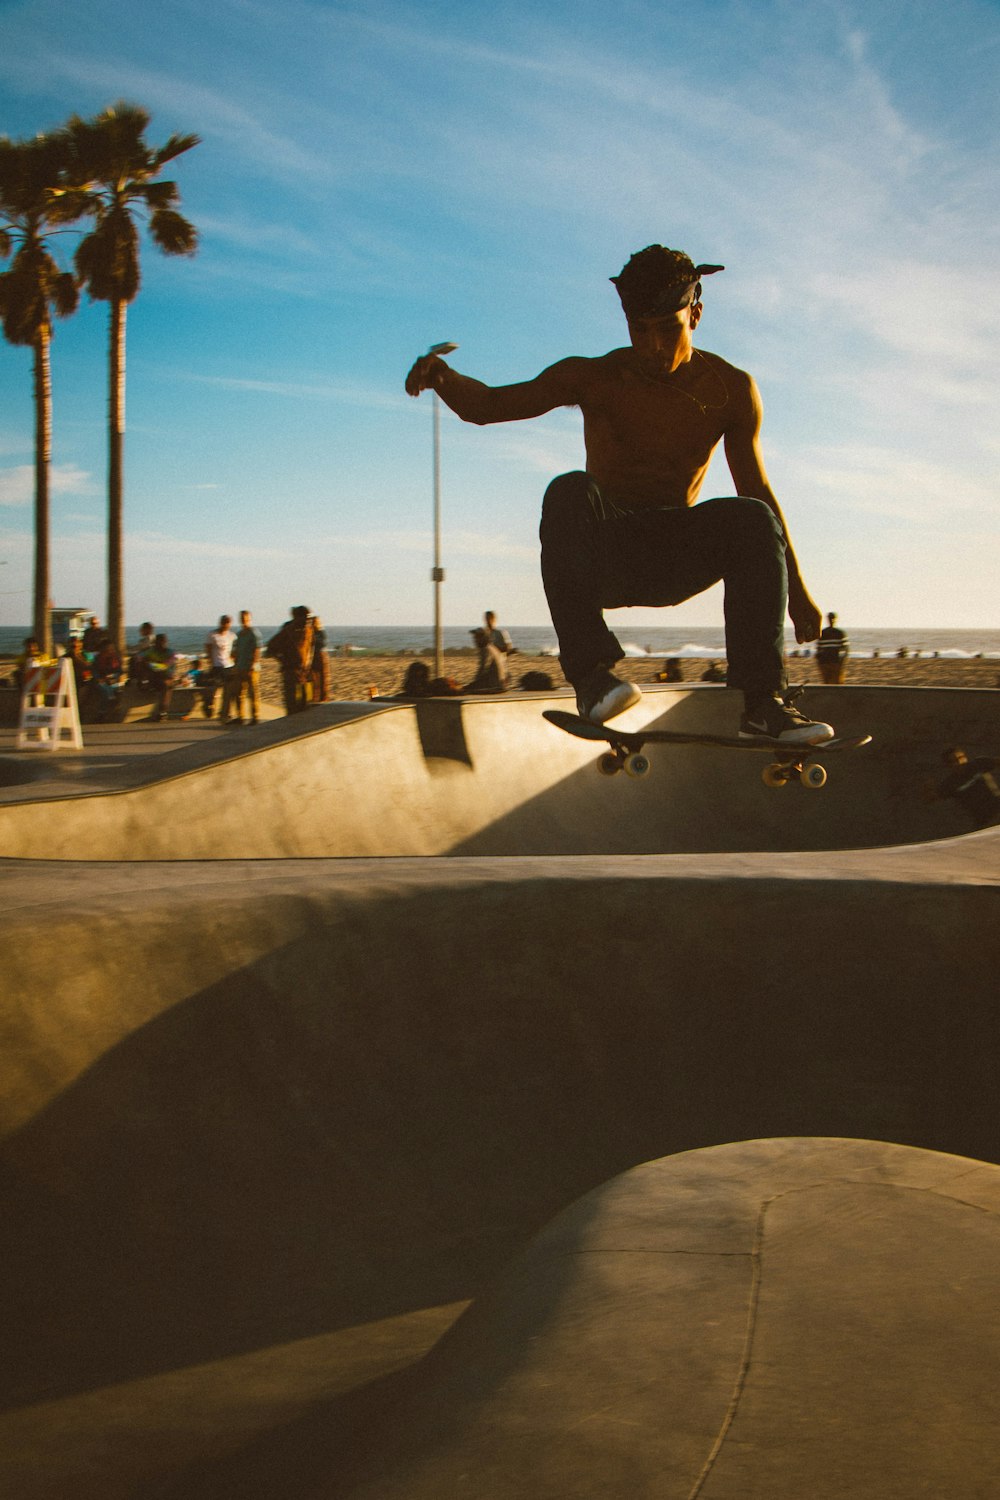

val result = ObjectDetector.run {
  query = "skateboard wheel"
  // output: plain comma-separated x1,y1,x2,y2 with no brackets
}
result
623,752,651,778
762,764,787,788
598,752,622,776
803,762,828,789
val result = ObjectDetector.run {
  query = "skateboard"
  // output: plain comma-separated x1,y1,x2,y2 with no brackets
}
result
543,709,872,789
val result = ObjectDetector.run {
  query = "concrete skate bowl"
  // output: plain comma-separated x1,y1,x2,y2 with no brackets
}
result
3,814,1000,1496
0,684,997,858
1,684,999,1495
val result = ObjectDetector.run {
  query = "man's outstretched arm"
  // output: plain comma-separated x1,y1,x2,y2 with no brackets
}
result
723,376,823,644
405,351,584,425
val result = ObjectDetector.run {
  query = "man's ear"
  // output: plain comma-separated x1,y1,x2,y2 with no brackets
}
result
689,300,703,330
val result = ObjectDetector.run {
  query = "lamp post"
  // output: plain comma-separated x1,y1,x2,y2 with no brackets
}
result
425,341,458,676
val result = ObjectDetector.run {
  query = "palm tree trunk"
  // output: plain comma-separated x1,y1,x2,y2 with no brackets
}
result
107,297,126,650
33,328,52,657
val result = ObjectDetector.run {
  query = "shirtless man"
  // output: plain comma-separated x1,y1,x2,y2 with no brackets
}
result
405,243,832,744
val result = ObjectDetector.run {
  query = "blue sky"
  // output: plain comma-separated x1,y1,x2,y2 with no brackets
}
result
0,0,997,630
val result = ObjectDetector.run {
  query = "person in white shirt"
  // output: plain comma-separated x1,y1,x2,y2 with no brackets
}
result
483,610,514,656
202,614,237,721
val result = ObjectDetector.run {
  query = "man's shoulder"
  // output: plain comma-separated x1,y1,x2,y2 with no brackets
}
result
695,347,754,388
537,352,608,391
694,348,760,430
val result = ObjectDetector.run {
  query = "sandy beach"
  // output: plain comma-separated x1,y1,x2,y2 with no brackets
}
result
274,649,1000,707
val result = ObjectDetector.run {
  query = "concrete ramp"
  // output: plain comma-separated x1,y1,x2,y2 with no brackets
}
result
0,685,996,859
331,1139,1000,1499
1,844,999,1494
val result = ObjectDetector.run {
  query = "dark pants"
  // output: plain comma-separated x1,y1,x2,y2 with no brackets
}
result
202,666,236,719
539,471,788,696
150,672,177,715
281,670,312,715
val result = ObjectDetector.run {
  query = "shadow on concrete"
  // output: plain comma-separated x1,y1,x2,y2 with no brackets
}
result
4,866,1000,1412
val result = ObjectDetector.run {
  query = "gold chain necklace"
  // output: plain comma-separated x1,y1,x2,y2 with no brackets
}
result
639,349,728,415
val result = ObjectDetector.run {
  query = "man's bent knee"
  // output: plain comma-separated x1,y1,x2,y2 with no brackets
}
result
541,470,593,522
733,494,785,547
698,494,784,558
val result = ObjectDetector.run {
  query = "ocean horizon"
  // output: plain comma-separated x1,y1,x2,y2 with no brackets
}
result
3,623,999,661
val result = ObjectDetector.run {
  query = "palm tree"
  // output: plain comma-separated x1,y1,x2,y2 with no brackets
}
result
67,102,199,649
0,132,81,656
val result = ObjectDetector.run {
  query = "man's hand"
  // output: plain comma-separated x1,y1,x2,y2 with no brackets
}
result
405,342,457,397
404,353,448,397
788,583,822,644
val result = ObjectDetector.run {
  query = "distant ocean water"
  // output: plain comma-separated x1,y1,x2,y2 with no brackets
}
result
3,623,999,660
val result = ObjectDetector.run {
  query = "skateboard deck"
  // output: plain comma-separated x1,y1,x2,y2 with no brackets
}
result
543,709,872,789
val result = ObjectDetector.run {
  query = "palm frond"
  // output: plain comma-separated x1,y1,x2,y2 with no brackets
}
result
52,270,79,318
75,211,142,303
143,179,179,212
154,132,201,168
0,253,48,344
149,208,198,256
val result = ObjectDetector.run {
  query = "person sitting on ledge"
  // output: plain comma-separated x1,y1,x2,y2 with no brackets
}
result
397,661,432,697
466,627,509,693
92,635,123,721
406,243,833,746
144,634,181,722
128,621,157,685
656,657,684,682
64,636,93,702
932,747,1000,829
14,636,50,696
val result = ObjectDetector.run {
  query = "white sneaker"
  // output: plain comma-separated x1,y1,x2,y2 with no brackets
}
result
740,694,834,746
576,666,641,724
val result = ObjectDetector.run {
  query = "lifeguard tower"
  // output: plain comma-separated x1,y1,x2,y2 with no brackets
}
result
50,606,92,648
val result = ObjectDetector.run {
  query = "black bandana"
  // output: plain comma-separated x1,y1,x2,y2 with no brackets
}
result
611,246,724,319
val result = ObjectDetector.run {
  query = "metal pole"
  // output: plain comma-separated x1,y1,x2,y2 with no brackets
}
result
424,341,457,679
432,391,443,676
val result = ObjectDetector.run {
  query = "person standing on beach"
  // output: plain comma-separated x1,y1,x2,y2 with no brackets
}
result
815,611,849,684
406,244,832,746
82,617,103,655
267,606,316,715
202,615,237,721
310,616,332,702
232,610,263,726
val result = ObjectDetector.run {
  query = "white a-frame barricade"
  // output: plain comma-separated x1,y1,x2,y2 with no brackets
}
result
16,659,84,751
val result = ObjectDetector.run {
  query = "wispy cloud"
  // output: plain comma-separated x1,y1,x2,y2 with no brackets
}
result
481,424,582,477
125,530,295,561
322,527,536,561
0,465,97,507
783,444,996,524
194,214,326,260
186,372,408,412
805,261,1000,374
3,44,330,183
